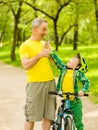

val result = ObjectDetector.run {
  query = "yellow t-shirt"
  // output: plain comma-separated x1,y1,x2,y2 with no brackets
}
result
19,39,54,82
62,69,74,100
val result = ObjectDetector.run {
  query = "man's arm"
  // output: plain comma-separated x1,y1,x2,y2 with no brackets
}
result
21,48,51,70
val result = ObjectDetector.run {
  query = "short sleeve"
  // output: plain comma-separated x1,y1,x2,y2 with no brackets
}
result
19,43,30,59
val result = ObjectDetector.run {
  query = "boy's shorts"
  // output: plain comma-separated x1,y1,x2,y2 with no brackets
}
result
24,79,56,122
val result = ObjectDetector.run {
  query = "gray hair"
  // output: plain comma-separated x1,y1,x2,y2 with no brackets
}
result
32,18,47,28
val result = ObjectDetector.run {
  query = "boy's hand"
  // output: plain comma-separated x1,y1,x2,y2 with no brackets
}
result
78,90,84,96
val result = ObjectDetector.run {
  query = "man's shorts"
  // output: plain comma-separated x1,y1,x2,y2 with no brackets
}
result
24,79,56,122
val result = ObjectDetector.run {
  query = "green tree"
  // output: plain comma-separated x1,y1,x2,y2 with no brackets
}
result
10,0,23,60
0,0,24,60
78,0,97,44
0,1,12,45
0,0,97,61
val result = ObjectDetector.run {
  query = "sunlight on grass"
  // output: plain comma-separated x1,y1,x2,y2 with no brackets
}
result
87,70,98,78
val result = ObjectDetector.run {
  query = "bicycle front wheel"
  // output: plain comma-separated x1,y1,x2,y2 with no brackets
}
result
64,117,72,130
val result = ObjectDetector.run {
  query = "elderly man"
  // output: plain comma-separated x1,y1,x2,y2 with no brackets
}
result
19,18,56,130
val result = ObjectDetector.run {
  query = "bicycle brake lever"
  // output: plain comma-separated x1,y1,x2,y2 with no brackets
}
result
58,91,63,95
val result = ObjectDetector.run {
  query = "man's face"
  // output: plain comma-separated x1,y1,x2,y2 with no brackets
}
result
35,22,48,40
66,57,80,69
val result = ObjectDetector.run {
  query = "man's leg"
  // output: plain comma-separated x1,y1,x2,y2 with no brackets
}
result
25,121,34,130
42,118,51,130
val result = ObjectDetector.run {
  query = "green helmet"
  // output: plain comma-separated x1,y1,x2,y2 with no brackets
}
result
77,53,88,73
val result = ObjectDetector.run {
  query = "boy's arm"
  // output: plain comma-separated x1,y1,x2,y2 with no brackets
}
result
78,71,90,94
50,50,66,70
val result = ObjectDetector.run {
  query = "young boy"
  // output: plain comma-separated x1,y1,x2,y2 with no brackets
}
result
50,51,90,130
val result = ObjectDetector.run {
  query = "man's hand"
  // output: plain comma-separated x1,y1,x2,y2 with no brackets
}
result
44,41,52,51
39,48,51,58
78,90,84,96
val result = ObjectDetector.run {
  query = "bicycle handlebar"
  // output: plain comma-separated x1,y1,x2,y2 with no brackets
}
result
49,91,89,97
83,93,89,96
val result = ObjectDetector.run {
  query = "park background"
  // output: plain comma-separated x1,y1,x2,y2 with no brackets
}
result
0,0,98,103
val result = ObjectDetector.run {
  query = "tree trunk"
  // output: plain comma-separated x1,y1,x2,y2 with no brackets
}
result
11,19,18,61
94,0,98,34
17,28,22,46
54,20,59,51
10,1,23,61
73,22,78,50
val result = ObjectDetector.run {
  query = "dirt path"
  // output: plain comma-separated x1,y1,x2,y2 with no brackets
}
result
0,62,98,130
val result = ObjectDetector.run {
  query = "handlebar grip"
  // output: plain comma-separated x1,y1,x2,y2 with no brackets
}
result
84,93,89,96
48,91,57,95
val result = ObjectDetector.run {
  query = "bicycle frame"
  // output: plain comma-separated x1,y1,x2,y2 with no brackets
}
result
60,96,76,130
49,91,87,130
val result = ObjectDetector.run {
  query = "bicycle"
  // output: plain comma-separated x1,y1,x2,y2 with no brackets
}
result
49,91,88,130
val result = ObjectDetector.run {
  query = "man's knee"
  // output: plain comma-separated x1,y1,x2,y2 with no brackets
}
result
25,121,34,130
42,118,51,130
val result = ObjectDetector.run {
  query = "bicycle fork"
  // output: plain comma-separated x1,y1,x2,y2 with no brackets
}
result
61,113,76,130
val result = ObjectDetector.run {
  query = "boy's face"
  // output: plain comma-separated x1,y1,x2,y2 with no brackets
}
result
66,56,80,69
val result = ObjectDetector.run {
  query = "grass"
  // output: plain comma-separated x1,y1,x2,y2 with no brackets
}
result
0,44,98,103
0,45,22,67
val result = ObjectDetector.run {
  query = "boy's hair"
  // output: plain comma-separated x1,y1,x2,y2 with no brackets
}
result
76,53,88,73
